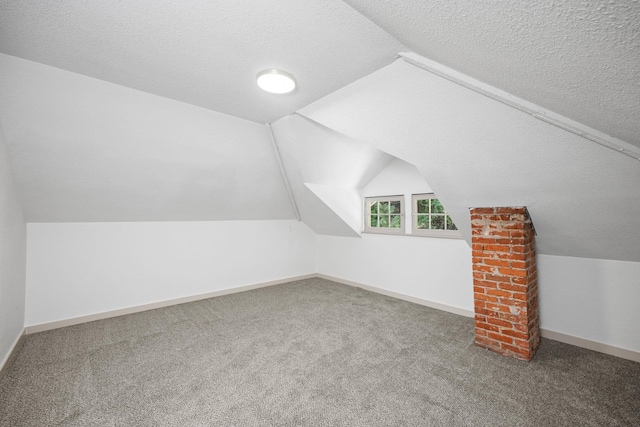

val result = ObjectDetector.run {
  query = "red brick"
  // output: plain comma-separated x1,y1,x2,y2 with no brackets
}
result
496,252,526,261
476,322,500,333
503,222,524,230
485,244,510,253
499,283,527,292
475,294,498,303
486,302,511,313
510,260,528,269
486,317,513,328
484,258,510,268
512,293,527,301
514,338,530,348
474,265,495,273
475,336,500,348
499,313,528,324
470,208,496,214
486,289,511,298
485,274,511,283
470,206,539,362
474,280,499,289
498,267,528,277
487,332,514,344
501,343,531,359
501,329,528,340
473,237,497,244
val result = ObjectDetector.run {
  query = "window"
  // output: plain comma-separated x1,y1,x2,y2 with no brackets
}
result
412,194,459,237
364,196,404,234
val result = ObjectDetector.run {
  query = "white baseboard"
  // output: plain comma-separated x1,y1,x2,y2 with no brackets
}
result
539,329,640,363
25,274,316,334
316,273,474,318
317,274,640,363
21,273,640,364
0,328,25,380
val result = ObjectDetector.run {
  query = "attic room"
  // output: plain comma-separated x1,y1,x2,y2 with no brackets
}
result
1,0,639,425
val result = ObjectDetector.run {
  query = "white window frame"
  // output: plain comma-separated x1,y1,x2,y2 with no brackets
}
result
364,195,405,235
411,194,462,239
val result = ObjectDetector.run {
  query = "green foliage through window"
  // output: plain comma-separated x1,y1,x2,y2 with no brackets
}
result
368,198,403,231
414,196,457,231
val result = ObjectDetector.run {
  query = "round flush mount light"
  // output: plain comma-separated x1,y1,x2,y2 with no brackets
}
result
256,69,296,94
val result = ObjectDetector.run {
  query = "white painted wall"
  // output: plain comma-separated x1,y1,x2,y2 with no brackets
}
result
318,157,473,312
0,124,26,368
317,234,474,312
301,57,640,262
25,220,316,327
538,255,640,353
363,157,435,234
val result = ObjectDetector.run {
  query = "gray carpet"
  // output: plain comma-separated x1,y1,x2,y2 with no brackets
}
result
1,278,639,426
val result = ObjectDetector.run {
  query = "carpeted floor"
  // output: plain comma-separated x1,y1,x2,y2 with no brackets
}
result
1,278,639,426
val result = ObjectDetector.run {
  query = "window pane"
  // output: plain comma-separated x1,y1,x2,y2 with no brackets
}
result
390,201,401,214
379,215,389,227
379,201,389,214
370,202,378,214
446,215,457,230
390,215,401,228
417,215,429,229
431,198,444,214
431,215,445,230
417,199,429,214
370,215,378,227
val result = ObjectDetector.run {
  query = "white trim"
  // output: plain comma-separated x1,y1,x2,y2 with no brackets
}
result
317,274,640,363
364,195,405,235
540,328,640,364
316,273,474,318
25,274,316,334
398,52,640,162
20,273,640,364
0,328,25,379
411,193,462,238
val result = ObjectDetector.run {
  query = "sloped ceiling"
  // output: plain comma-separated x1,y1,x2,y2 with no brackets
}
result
271,114,393,236
300,58,640,262
0,54,294,222
0,0,404,123
0,1,638,262
342,0,640,148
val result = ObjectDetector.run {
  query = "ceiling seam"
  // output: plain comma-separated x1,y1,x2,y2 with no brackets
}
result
266,123,301,222
398,53,640,163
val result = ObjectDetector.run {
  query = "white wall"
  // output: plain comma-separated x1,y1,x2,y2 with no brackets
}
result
318,157,473,312
0,124,26,368
317,234,473,313
301,57,640,262
25,220,316,327
362,157,434,234
538,255,640,353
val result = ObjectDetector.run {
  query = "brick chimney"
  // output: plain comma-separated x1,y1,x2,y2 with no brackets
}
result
470,207,540,361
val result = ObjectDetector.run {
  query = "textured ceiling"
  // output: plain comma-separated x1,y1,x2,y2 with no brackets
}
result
301,58,640,262
0,0,638,263
0,0,404,124
343,0,640,148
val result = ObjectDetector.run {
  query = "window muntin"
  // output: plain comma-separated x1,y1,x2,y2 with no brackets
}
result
412,194,459,236
365,196,404,234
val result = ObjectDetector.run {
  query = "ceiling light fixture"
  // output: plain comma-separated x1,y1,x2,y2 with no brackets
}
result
257,69,296,94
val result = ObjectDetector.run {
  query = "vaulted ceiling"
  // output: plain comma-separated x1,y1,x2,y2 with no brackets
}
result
0,1,638,261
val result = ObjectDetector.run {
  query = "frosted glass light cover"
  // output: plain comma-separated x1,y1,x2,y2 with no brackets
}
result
257,69,296,94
